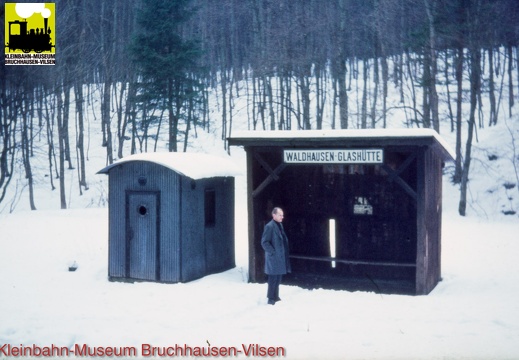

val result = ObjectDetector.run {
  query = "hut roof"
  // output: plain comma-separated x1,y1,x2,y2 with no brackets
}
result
97,152,242,180
229,128,455,161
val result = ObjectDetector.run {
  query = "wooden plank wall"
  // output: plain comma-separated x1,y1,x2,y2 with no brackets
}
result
415,148,442,294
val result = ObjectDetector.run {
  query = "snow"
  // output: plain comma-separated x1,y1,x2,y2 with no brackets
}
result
1,169,519,359
97,152,242,180
231,128,456,161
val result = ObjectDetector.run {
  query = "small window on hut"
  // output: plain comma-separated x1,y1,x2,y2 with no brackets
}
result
205,189,216,227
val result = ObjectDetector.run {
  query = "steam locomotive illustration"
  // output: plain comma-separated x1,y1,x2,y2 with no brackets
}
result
6,18,54,53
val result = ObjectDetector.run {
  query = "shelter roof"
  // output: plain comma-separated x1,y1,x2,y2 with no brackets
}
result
229,128,455,161
97,152,242,180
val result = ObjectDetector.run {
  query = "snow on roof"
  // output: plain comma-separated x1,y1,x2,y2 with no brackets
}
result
97,152,242,180
230,128,455,160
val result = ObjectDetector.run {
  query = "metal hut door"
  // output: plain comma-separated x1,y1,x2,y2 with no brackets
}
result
126,191,160,281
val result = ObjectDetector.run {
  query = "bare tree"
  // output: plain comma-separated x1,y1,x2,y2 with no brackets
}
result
459,0,483,216
423,0,440,131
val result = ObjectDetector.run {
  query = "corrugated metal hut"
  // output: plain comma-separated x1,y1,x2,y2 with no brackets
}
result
98,152,241,283
229,129,454,295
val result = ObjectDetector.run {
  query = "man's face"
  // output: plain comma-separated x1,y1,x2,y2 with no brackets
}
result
273,210,284,223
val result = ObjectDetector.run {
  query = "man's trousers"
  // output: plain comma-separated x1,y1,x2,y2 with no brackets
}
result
267,274,282,300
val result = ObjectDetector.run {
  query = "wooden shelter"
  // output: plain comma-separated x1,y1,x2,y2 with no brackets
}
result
229,129,454,295
98,152,240,283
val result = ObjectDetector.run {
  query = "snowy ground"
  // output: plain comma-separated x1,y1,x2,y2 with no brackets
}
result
1,67,519,359
1,169,519,360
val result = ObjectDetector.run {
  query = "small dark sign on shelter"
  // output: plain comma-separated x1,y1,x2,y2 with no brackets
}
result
229,129,454,295
98,152,240,283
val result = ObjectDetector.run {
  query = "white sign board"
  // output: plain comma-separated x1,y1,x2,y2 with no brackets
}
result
353,197,373,215
284,149,383,164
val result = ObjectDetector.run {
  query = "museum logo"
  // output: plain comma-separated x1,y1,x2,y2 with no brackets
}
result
4,3,56,65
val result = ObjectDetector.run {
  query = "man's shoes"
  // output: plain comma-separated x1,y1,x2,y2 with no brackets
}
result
267,297,281,305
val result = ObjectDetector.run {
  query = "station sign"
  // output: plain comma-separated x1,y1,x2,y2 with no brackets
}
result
283,149,383,164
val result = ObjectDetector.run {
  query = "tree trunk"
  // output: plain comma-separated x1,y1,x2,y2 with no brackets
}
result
116,82,127,159
459,48,481,216
381,55,388,128
62,83,74,169
103,80,114,162
74,82,87,190
264,76,276,130
453,46,464,184
361,59,368,129
221,72,228,138
56,89,67,209
44,92,56,191
488,49,497,126
0,71,15,204
299,72,311,130
21,97,36,210
228,73,234,151
183,86,193,153
371,57,379,129
444,50,455,132
284,75,292,130
508,45,514,117
338,60,348,129
424,0,439,132
315,67,325,130
422,51,431,128
278,73,286,130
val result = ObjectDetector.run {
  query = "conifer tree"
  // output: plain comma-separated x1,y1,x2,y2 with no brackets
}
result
129,0,202,152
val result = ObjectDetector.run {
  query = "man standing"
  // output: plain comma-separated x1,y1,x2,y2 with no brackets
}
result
261,207,291,305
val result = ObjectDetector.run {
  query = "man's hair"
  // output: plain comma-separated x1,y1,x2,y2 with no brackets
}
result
272,207,282,215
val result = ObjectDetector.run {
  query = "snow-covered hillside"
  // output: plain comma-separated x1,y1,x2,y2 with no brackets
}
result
1,53,519,359
1,117,519,359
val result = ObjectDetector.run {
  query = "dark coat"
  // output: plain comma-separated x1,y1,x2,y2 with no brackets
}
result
261,219,291,275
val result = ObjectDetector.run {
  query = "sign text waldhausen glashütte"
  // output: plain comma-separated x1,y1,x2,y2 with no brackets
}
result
283,149,383,164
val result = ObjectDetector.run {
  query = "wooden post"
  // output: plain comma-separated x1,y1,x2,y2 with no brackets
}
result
415,148,427,295
246,148,260,282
